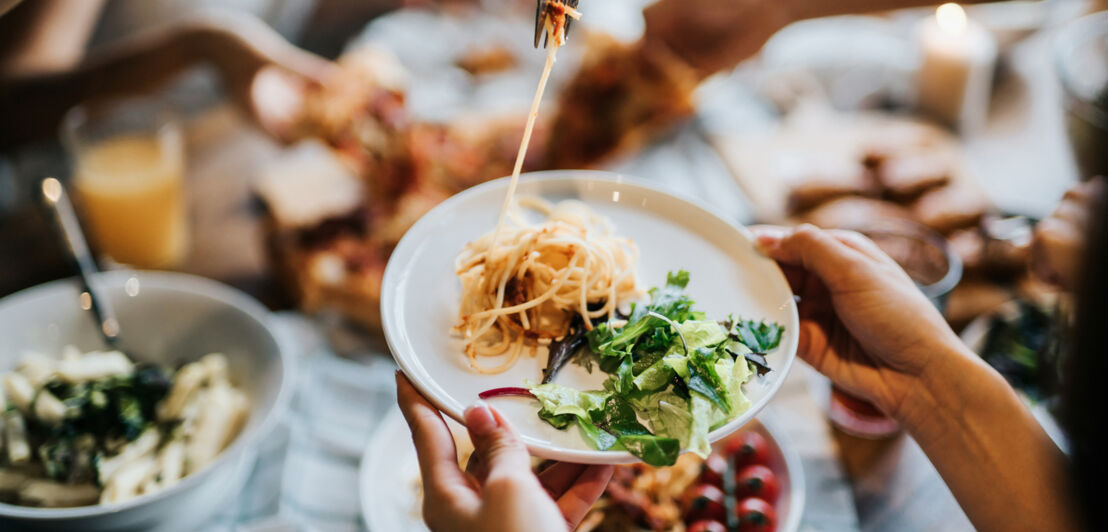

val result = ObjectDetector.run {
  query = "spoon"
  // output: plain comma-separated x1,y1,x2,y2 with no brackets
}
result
40,177,125,352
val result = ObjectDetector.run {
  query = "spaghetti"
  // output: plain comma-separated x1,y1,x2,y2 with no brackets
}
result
455,197,639,373
454,2,641,373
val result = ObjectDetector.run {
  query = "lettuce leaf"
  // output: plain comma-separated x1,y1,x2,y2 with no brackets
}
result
590,395,650,437
617,435,681,466
531,383,608,420
587,271,696,358
687,395,716,457
576,418,618,450
675,320,728,351
632,360,674,392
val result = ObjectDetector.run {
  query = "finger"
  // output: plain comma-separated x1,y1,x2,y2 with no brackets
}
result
749,224,789,257
250,66,309,141
464,449,489,485
556,464,614,529
778,263,807,294
825,229,896,266
464,401,532,481
537,462,588,498
795,318,831,370
396,373,479,510
760,224,870,283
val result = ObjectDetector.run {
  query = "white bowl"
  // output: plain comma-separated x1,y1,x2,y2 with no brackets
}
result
381,171,799,464
0,271,290,531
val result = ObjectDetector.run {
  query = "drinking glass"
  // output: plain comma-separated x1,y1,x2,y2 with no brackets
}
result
61,97,188,269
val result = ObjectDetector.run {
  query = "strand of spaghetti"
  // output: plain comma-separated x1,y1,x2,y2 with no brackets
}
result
487,34,560,261
465,251,543,341
470,334,524,374
466,251,582,320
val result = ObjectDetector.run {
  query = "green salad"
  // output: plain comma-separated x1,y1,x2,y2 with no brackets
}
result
483,271,784,466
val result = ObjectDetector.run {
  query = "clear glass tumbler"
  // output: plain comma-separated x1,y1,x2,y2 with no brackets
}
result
61,97,188,269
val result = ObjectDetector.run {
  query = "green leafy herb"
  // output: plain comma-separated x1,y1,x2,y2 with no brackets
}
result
729,318,784,353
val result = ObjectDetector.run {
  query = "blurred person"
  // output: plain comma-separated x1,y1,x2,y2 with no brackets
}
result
399,1,1101,531
0,0,520,150
0,0,337,149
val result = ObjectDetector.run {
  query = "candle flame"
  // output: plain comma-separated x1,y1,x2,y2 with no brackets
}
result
936,3,967,35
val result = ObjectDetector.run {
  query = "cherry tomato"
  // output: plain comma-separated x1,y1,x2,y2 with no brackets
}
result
697,453,728,487
735,464,780,503
736,497,777,532
725,432,770,468
686,520,728,532
681,484,727,523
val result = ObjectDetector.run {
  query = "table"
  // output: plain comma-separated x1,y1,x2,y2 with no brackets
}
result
0,4,1083,530
175,20,1075,529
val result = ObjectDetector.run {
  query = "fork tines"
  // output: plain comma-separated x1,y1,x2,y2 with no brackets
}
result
534,0,580,49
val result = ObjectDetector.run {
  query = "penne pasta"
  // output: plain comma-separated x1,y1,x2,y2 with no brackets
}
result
154,439,186,489
56,351,133,383
20,479,101,507
0,467,30,494
99,456,156,504
157,362,206,422
200,353,230,384
3,411,32,465
185,384,247,473
95,428,159,485
1,372,35,413
32,390,69,426
17,352,57,388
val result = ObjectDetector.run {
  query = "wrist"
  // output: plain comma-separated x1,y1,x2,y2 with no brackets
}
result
893,339,1002,437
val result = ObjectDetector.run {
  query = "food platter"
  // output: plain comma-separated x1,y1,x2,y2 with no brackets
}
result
381,171,799,464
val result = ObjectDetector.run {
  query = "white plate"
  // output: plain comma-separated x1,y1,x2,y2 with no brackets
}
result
381,171,799,464
359,408,806,532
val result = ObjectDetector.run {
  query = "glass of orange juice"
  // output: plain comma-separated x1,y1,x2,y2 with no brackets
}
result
61,98,188,269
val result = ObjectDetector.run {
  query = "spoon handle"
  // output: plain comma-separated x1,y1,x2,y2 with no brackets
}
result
40,177,122,346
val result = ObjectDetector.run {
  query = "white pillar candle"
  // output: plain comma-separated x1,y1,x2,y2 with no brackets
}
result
917,3,998,132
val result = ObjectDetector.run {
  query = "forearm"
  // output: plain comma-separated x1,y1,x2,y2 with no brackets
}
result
0,23,209,149
898,343,1078,532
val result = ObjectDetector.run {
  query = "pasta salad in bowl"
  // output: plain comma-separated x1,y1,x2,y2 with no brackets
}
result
1,349,249,507
0,271,288,532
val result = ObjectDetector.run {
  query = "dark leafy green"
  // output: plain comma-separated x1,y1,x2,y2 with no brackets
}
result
741,351,772,377
587,271,696,359
27,364,173,483
591,396,650,436
541,316,589,384
729,318,784,353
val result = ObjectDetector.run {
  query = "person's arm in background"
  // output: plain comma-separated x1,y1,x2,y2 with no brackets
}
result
0,0,105,77
0,8,335,149
643,0,994,79
751,225,1079,532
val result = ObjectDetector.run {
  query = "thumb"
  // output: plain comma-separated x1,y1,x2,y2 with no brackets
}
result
464,401,532,480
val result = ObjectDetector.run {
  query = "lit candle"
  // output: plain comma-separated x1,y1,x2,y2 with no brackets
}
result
917,3,998,132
